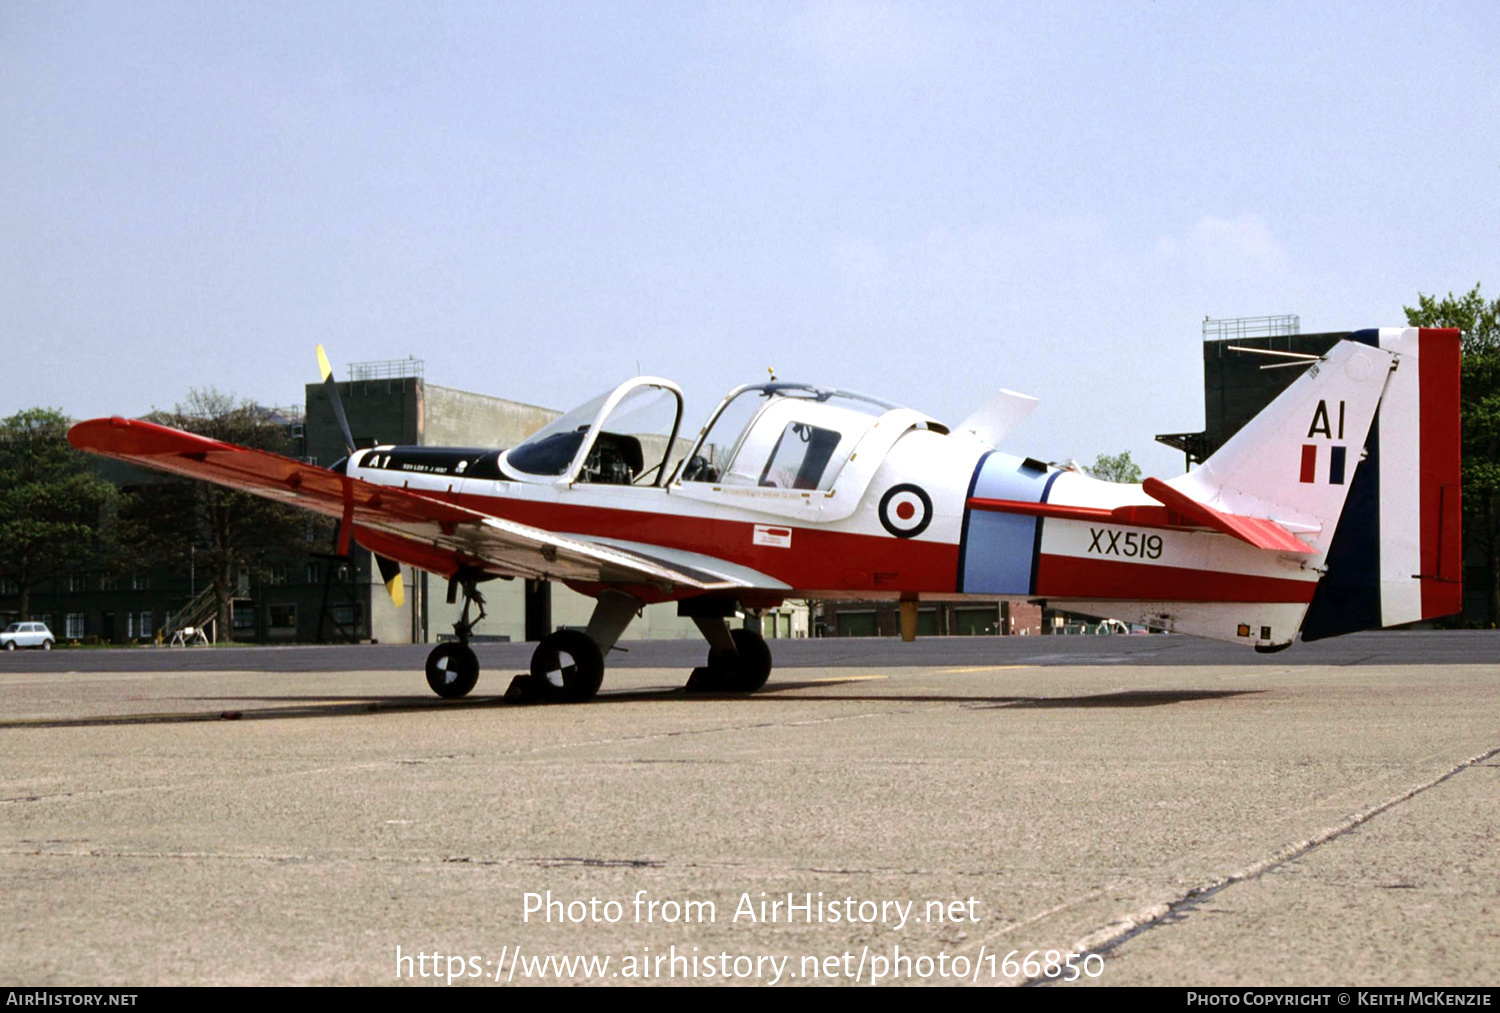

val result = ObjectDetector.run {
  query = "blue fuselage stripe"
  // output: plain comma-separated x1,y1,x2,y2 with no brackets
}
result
959,453,1053,596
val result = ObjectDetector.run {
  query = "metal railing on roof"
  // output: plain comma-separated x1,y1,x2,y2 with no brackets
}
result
347,357,425,382
1202,315,1300,342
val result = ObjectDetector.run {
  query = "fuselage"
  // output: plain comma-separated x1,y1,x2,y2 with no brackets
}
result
341,424,1318,611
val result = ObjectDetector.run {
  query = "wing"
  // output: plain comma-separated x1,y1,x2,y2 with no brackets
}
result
68,417,750,593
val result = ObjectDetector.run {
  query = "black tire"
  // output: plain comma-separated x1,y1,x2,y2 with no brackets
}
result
706,627,772,693
41,640,51,651
4,641,14,652
529,630,604,702
425,642,479,698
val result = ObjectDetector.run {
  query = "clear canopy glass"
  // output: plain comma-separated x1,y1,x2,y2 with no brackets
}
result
501,378,686,485
679,383,899,487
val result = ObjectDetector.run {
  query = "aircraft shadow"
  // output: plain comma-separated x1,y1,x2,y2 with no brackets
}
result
730,685,1264,708
0,686,1263,730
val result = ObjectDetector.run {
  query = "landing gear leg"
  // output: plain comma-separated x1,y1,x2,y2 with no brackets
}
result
424,573,487,699
686,617,772,693
513,590,640,703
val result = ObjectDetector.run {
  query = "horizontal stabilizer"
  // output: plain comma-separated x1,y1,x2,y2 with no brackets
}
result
967,485,1314,554
1142,478,1314,554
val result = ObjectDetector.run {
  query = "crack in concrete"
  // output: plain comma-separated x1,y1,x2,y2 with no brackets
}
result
0,847,1017,881
0,847,667,869
0,710,906,807
1018,742,1500,987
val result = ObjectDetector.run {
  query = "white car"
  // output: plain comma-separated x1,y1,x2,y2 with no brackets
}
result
1,622,55,651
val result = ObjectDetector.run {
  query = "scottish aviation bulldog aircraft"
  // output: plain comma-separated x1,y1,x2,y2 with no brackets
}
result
69,328,1462,702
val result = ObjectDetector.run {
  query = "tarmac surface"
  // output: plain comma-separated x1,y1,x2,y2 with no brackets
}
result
2,631,1497,986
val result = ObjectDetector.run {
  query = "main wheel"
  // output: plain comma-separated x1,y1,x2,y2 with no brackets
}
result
4,641,14,651
530,630,604,702
425,642,479,698
41,640,51,651
706,628,772,693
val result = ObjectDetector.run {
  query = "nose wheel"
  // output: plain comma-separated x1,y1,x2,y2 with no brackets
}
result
426,642,479,698
424,572,488,699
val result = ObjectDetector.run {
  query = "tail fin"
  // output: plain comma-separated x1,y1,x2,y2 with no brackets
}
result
1300,328,1462,638
1172,336,1397,556
1172,328,1462,639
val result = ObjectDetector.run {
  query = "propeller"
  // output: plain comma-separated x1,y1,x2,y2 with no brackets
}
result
317,344,356,457
317,344,405,609
376,553,406,609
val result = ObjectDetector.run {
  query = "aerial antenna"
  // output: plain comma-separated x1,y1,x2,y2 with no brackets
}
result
1227,345,1324,371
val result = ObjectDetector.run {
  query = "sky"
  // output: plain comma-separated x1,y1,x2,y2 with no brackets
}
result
2,1,1496,477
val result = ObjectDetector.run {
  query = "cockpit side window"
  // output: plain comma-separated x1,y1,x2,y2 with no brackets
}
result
578,432,645,485
758,422,843,490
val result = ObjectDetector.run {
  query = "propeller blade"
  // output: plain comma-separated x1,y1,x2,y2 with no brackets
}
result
318,344,396,605
375,554,405,608
317,343,357,457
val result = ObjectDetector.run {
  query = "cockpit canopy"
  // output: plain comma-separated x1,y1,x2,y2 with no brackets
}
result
498,377,938,494
678,383,900,491
499,378,686,486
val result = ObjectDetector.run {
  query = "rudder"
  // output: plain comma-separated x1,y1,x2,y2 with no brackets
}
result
1301,327,1462,638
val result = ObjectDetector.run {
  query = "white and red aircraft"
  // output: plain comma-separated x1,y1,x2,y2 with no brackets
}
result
69,327,1462,701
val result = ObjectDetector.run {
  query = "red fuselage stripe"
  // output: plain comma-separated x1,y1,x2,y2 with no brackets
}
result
454,493,960,594
969,497,1114,522
1035,554,1316,604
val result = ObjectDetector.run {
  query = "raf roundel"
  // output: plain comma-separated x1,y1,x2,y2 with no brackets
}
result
878,484,933,538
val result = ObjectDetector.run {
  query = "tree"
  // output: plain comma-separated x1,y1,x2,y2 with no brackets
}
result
1404,283,1500,627
1084,450,1143,484
127,390,319,642
0,409,117,621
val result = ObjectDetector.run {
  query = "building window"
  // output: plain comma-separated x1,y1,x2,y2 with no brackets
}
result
67,574,87,593
234,606,256,631
305,562,322,585
131,573,150,590
268,566,288,586
0,578,18,596
128,611,153,638
101,575,118,591
268,604,297,629
65,613,85,639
